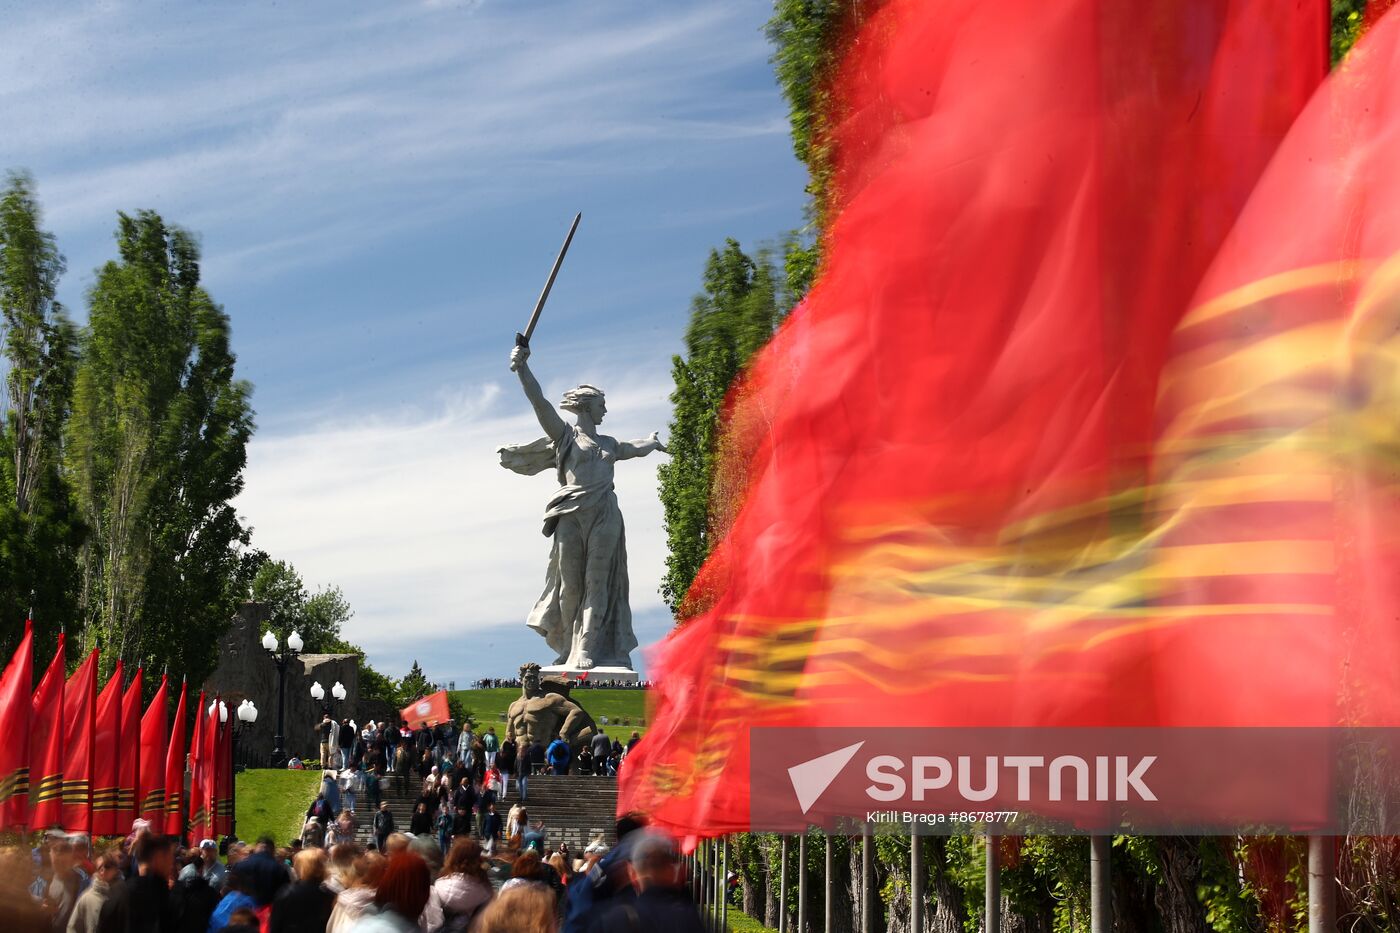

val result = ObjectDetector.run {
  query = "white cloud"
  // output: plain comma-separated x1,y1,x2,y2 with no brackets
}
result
236,367,675,680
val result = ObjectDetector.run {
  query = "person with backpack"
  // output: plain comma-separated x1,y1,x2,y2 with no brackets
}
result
546,735,571,775
481,727,499,768
371,802,396,853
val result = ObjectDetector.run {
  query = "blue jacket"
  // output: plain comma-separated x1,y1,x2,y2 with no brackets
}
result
546,739,570,766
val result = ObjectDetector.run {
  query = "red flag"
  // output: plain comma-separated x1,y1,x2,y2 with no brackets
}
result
118,668,142,833
138,674,168,823
400,690,450,730
91,661,123,836
186,693,209,845
61,650,97,834
163,681,187,836
215,704,233,836
620,0,1331,837
0,621,33,830
29,634,65,829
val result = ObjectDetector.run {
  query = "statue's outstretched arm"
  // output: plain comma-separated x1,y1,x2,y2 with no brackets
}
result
617,431,667,459
509,344,566,440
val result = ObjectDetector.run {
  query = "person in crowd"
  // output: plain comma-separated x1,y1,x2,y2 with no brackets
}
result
392,746,411,795
476,884,556,933
32,832,85,930
625,732,640,756
372,802,396,854
435,804,454,855
195,840,225,890
364,765,382,813
450,805,473,845
321,770,342,815
456,727,475,770
561,813,647,933
102,833,175,933
575,748,593,777
383,723,399,771
303,817,327,850
520,822,547,858
421,838,493,933
477,782,498,838
217,907,260,933
339,768,359,814
584,830,703,933
268,849,335,933
308,792,334,826
338,719,356,770
527,740,545,778
230,837,289,908
609,739,623,760
288,756,305,770
351,851,431,933
501,850,564,907
326,845,362,896
66,848,122,933
172,851,220,933
318,714,337,769
505,806,527,850
546,853,571,889
587,732,610,779
451,777,476,818
327,852,385,933
421,767,440,802
0,845,48,933
495,735,516,799
482,727,499,769
545,736,570,776
332,810,359,848
409,802,432,837
480,803,502,857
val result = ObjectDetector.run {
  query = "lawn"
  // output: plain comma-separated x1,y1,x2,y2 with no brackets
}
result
234,769,321,846
727,913,778,933
449,686,651,740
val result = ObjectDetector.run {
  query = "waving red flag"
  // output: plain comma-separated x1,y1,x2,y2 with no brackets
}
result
186,693,209,845
29,634,65,829
91,661,124,835
621,0,1331,836
138,674,168,823
0,621,33,829
118,668,142,832
163,681,188,836
215,705,232,836
61,650,97,834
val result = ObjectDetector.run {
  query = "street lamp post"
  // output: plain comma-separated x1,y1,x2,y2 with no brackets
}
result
262,629,303,768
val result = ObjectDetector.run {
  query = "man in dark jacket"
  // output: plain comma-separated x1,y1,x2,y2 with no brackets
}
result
268,849,334,933
589,731,612,776
101,834,176,933
585,830,702,933
337,719,355,769
231,837,289,907
371,802,396,852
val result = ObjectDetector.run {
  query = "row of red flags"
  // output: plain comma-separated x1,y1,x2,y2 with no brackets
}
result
0,620,231,843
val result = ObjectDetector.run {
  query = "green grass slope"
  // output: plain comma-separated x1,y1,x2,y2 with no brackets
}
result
448,687,650,740
234,769,321,846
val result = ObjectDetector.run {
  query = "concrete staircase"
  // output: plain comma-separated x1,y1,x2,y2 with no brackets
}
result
350,769,620,853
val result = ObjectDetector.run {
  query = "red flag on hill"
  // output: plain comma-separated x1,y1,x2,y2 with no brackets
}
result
118,668,142,832
186,692,208,845
61,650,96,834
29,634,65,829
138,674,168,823
400,690,449,730
0,621,33,829
91,661,123,835
214,705,232,836
163,681,187,836
620,0,1335,837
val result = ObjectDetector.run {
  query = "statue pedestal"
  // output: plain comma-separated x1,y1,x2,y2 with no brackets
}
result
541,664,640,685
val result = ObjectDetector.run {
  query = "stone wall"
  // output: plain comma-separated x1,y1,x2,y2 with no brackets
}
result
204,602,372,767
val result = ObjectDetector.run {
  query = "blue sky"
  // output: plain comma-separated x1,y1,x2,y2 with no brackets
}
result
5,0,807,682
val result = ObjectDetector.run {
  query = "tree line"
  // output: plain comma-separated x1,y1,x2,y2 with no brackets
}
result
0,172,403,706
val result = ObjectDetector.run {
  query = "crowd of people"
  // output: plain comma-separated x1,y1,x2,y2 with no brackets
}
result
468,679,652,692
0,811,703,933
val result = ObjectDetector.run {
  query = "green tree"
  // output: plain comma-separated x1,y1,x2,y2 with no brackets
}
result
251,558,354,653
67,211,254,684
0,172,84,660
397,660,431,706
658,240,784,615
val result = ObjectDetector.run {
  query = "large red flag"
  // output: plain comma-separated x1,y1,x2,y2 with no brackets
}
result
214,704,232,837
61,650,97,834
0,621,33,829
163,681,187,836
91,661,123,836
620,0,1332,836
29,634,65,829
118,668,142,833
400,690,450,730
138,674,168,823
186,693,209,845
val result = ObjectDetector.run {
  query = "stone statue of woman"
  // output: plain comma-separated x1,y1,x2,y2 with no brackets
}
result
497,343,666,670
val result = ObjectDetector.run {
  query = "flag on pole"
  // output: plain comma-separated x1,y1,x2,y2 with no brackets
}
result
620,0,1335,836
163,680,187,837
186,693,208,845
215,705,233,836
29,634,65,829
91,661,124,835
118,668,142,832
61,650,97,834
0,620,33,829
399,690,450,730
138,674,168,823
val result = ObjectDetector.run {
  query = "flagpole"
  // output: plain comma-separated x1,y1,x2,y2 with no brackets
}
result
861,829,872,933
779,835,789,933
1090,835,1111,933
986,834,1001,933
910,834,924,932
1308,836,1336,933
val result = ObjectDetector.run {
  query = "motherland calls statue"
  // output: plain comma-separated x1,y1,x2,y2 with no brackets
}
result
505,663,597,751
498,342,666,672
